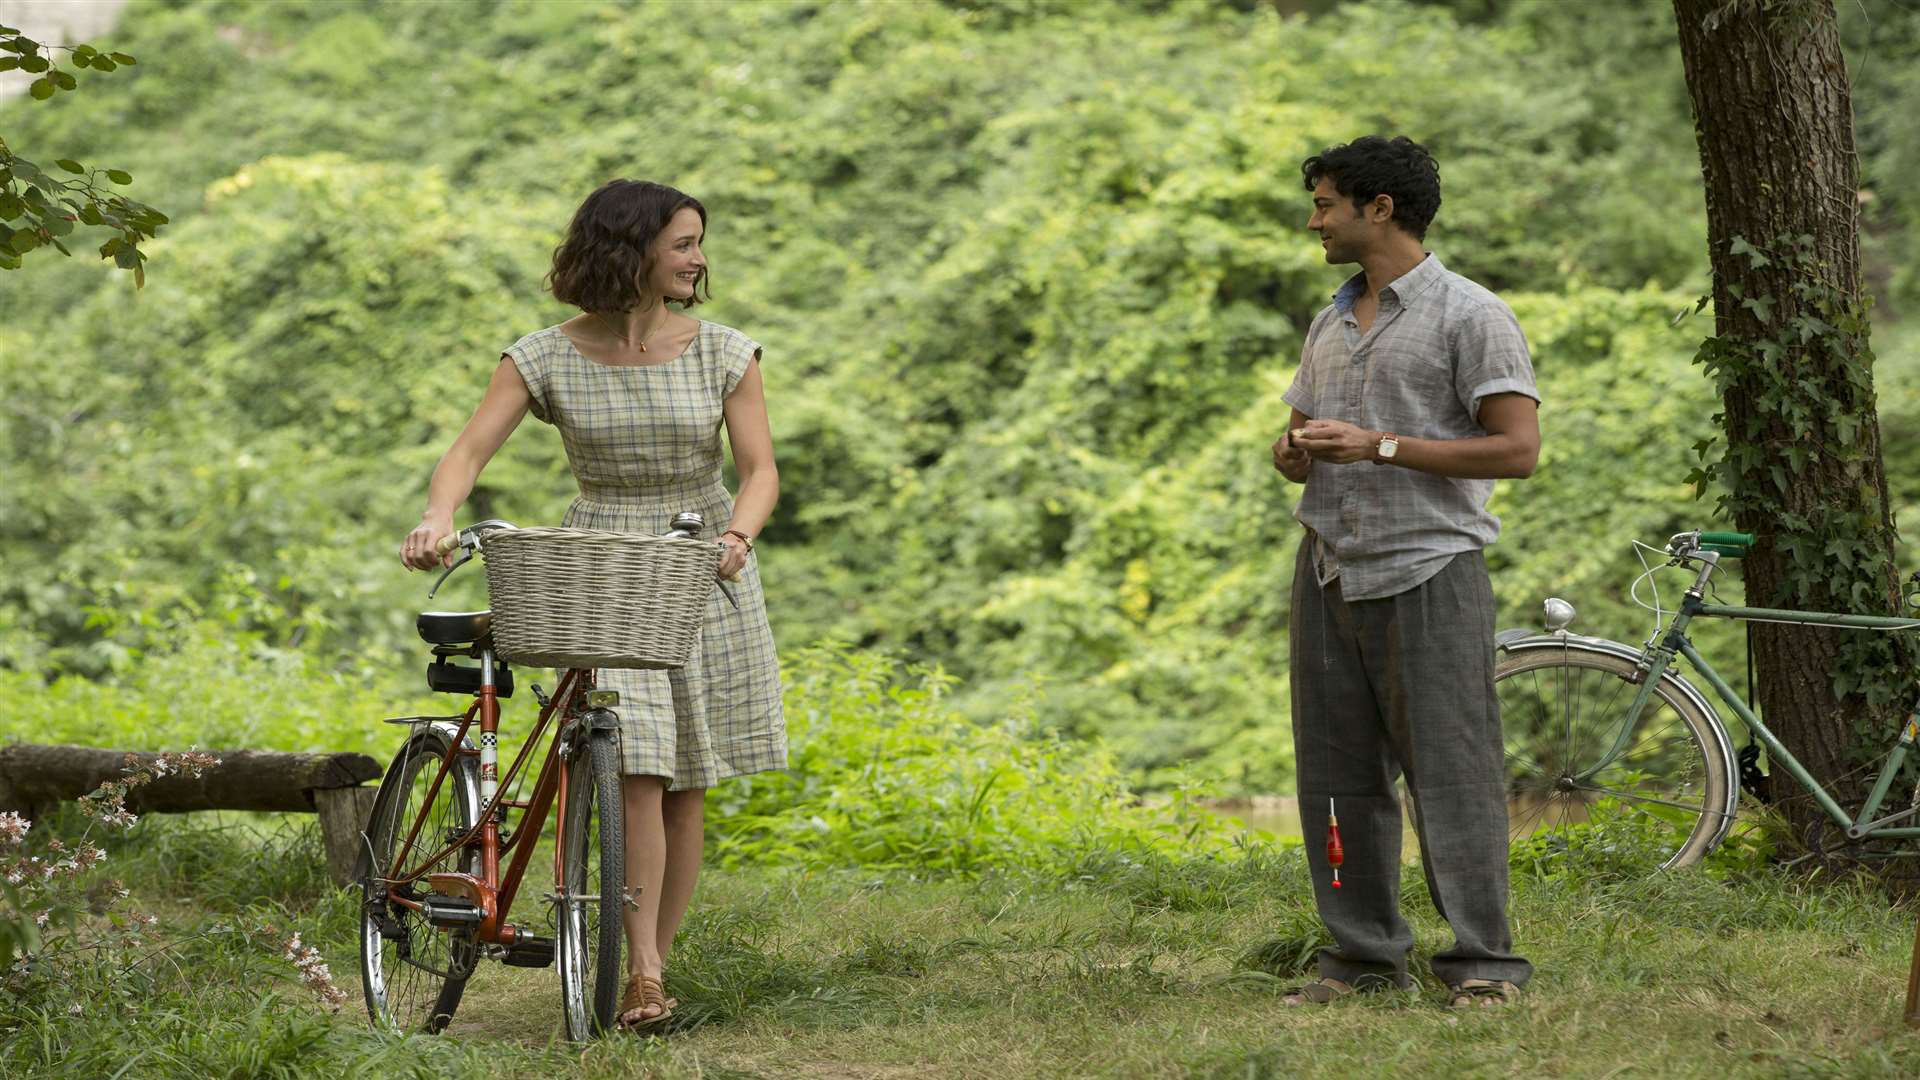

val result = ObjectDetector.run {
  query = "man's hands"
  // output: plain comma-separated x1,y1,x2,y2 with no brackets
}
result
1289,420,1380,465
1272,429,1312,482
1272,411,1382,484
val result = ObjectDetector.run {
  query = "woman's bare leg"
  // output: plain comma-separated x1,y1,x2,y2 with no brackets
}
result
620,775,668,1024
656,787,707,963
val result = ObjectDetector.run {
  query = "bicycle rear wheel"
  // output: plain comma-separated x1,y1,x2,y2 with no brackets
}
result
1495,644,1733,869
358,727,481,1033
557,723,627,1041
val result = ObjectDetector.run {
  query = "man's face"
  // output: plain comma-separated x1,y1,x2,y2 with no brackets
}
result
1306,177,1372,265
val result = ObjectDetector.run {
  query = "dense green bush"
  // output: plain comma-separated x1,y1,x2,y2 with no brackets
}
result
710,646,1246,873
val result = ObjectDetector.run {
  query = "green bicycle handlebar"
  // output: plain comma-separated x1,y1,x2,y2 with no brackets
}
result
1699,530,1756,557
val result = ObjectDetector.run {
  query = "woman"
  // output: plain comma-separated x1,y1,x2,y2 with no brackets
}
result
399,179,784,1030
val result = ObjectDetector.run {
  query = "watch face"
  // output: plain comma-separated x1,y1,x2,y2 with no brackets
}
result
1379,437,1398,459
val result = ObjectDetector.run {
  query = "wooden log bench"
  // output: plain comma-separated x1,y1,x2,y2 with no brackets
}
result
0,743,383,887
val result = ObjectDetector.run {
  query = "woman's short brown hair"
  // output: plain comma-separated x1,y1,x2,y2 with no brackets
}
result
545,179,709,312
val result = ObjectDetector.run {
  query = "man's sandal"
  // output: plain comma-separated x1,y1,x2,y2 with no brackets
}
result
617,973,676,1030
1446,979,1520,1008
1280,976,1357,1006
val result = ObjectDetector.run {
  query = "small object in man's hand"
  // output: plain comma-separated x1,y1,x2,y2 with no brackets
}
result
1290,428,1311,444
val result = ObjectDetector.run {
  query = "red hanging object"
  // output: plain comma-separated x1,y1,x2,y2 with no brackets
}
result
1326,797,1344,889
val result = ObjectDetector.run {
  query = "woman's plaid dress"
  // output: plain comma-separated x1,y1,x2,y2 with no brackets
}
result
504,321,785,789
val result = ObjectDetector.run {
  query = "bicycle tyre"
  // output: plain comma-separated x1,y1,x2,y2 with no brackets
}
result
1495,644,1733,869
557,724,627,1041
357,727,482,1033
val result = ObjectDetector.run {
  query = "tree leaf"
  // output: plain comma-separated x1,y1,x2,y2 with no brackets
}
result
0,57,18,72
28,76,52,100
19,54,48,73
92,57,116,73
108,52,135,65
54,159,84,174
105,169,133,185
53,70,76,90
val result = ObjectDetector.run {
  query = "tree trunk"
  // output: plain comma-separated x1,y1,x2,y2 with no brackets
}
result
1672,0,1906,844
0,744,381,816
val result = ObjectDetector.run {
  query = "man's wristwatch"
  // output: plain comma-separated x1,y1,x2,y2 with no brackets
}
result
1373,432,1400,465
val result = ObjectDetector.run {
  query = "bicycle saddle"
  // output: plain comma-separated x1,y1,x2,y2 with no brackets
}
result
417,610,492,645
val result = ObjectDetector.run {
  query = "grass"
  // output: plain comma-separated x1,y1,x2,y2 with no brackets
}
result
6,814,1920,1079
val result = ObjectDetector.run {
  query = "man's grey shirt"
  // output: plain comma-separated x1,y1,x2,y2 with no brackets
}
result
1282,253,1539,601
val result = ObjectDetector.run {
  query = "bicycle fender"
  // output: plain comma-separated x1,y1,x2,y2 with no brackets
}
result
1495,630,1741,852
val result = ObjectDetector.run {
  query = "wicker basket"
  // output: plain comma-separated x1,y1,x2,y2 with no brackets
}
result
480,527,721,670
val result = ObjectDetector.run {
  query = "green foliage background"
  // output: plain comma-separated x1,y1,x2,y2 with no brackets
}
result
4,0,1919,795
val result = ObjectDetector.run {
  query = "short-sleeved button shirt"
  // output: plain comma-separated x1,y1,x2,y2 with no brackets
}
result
1282,254,1539,601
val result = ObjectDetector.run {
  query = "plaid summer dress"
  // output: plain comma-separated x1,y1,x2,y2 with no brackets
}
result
503,321,786,789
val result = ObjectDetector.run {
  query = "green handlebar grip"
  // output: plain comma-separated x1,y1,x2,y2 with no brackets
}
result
1699,530,1755,558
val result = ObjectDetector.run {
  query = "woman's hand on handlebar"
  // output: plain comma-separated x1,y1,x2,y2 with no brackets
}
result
401,515,456,571
717,533,750,581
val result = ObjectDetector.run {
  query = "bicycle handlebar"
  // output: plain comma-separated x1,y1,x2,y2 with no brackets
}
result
1698,531,1755,557
1667,530,1755,560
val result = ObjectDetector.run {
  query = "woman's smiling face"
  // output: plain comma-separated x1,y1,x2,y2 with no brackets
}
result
645,206,707,302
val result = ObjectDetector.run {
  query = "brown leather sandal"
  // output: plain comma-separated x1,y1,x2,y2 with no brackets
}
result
1280,976,1356,1006
1446,978,1520,1008
617,972,674,1030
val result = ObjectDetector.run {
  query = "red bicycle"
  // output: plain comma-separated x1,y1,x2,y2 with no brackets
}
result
356,513,710,1038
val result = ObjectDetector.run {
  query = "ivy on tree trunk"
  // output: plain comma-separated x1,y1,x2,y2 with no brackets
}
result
1673,0,1912,841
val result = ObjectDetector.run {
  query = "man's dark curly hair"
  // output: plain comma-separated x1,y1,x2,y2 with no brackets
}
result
1300,136,1442,241
546,179,709,312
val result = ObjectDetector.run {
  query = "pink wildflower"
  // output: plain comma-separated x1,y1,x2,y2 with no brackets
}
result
284,933,347,1011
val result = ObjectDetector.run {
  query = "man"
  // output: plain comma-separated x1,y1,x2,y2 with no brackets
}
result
1272,135,1538,1007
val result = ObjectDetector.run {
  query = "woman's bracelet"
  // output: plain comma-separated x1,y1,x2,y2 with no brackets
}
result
722,529,754,552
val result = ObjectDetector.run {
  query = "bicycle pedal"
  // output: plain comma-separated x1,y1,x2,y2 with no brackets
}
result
500,934,556,968
420,895,485,928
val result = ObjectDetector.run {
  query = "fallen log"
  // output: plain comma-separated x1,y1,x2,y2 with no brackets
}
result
0,744,381,814
0,743,384,886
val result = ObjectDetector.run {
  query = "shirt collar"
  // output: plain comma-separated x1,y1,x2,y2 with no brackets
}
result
1331,252,1446,314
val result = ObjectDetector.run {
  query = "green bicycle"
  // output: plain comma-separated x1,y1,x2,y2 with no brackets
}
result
1494,528,1920,869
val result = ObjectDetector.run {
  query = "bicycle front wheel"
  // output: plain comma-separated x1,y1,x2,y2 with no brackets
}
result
1495,643,1733,869
557,723,627,1041
358,727,481,1033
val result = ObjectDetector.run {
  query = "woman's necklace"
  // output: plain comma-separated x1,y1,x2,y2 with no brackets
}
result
595,310,670,354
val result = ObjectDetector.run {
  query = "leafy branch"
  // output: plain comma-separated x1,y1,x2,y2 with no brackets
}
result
0,26,165,285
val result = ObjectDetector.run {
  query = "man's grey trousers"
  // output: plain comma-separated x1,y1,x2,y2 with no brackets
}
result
1289,544,1533,988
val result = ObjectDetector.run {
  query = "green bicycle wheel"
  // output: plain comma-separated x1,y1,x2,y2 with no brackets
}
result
1496,644,1733,869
